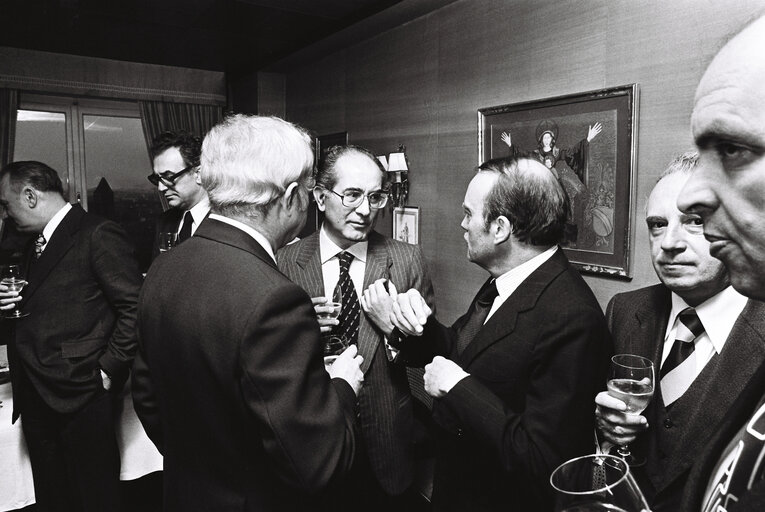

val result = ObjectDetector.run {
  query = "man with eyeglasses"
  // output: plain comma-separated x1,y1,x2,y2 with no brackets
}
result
148,131,210,260
278,144,435,512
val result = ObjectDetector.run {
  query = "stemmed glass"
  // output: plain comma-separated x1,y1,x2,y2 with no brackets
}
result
550,454,651,511
1,264,29,319
159,232,178,253
606,354,655,465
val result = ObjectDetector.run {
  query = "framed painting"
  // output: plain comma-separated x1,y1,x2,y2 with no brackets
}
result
478,84,639,278
393,206,419,245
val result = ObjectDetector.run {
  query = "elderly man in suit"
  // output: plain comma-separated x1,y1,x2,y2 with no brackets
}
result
0,160,142,512
132,115,364,512
676,13,765,512
277,144,434,511
386,155,610,511
595,152,765,512
148,130,209,260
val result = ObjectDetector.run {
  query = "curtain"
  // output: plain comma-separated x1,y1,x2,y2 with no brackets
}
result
138,100,223,159
0,89,18,240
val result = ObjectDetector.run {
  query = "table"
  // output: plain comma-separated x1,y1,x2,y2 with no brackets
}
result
0,380,163,511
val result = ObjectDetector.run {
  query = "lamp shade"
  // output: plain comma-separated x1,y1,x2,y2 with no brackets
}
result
377,155,389,171
387,152,408,172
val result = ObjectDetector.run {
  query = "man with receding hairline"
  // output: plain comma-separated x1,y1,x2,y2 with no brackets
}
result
384,155,609,511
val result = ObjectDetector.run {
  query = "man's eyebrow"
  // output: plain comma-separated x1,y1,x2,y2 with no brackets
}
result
645,215,665,224
695,125,763,150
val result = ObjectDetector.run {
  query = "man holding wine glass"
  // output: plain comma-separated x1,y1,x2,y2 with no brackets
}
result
595,153,765,512
0,160,143,512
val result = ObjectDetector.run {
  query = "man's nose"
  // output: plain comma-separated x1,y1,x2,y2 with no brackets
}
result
355,195,371,215
661,222,687,252
157,181,168,192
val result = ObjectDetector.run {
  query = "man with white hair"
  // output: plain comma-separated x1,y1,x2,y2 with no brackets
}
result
132,115,364,512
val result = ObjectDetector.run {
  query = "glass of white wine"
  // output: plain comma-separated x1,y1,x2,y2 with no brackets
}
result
607,354,655,465
550,454,651,512
319,301,344,371
1,264,29,319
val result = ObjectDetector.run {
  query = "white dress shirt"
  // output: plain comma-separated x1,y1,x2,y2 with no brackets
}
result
661,286,748,378
208,213,276,263
39,203,72,253
318,226,368,300
178,198,210,237
485,245,558,321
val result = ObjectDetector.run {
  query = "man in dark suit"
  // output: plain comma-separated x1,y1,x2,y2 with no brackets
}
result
387,155,610,511
148,131,209,260
277,144,435,511
132,114,364,512
595,153,765,512
677,13,765,511
0,160,142,512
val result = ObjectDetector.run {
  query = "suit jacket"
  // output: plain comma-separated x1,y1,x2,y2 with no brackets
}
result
150,208,182,261
132,218,359,512
606,285,765,512
276,230,435,495
680,303,765,512
6,204,141,420
396,249,610,511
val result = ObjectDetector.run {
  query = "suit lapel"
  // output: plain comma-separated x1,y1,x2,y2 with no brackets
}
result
459,249,568,367
23,205,83,305
358,232,392,373
293,232,324,298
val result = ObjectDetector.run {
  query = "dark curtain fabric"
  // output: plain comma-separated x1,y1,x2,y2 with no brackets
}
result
138,101,223,159
0,89,18,244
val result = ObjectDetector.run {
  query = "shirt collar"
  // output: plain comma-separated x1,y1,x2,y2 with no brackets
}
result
185,197,210,225
494,245,558,300
208,213,276,263
319,225,368,264
42,203,72,244
667,286,748,355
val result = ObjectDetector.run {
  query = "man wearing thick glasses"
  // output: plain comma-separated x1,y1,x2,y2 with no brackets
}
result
147,131,210,260
278,144,435,512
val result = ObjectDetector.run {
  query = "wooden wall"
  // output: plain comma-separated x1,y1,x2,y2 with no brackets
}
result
285,0,765,322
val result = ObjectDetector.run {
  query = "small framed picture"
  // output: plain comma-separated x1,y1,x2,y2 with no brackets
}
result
393,207,419,245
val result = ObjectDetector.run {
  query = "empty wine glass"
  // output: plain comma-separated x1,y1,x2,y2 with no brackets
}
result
1,264,29,319
607,354,655,465
159,232,178,253
550,454,651,511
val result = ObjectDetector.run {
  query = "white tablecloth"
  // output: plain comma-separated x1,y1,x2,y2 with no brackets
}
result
0,380,163,512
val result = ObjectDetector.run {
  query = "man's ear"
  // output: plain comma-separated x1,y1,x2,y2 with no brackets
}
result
313,187,327,212
194,168,202,186
283,182,303,209
24,187,38,208
493,215,512,244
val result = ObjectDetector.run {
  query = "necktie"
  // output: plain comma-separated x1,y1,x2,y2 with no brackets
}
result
660,307,705,406
456,279,499,355
34,233,46,259
334,252,360,345
177,211,194,243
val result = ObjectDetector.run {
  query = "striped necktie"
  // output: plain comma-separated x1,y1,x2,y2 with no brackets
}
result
660,307,705,406
334,252,360,345
34,233,46,259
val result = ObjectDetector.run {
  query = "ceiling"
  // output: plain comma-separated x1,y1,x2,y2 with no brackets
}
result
0,0,405,77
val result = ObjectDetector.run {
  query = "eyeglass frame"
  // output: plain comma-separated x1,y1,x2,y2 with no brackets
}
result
147,165,195,187
322,187,390,209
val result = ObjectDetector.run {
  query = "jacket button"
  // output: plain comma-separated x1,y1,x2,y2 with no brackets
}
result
663,418,673,429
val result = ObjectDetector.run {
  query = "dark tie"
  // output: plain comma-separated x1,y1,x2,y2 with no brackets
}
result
34,233,46,259
177,211,194,243
334,252,360,345
660,307,705,406
456,279,499,355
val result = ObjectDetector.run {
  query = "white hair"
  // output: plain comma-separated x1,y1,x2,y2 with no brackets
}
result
200,115,314,215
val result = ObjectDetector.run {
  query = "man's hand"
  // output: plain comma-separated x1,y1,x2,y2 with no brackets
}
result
587,122,603,142
360,278,394,335
328,345,364,396
424,356,469,398
100,369,112,391
594,391,648,448
312,297,339,334
389,282,432,336
500,131,512,148
0,283,22,311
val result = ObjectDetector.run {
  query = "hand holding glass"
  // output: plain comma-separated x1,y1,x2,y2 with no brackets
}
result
607,354,655,465
0,265,29,319
319,300,345,370
159,232,178,253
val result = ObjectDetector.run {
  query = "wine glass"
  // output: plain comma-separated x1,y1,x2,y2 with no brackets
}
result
0,264,29,319
159,232,178,253
607,354,655,465
550,454,651,511
318,300,344,370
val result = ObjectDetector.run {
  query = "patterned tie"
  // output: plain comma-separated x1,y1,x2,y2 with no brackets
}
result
660,307,705,406
334,252,360,345
177,211,194,243
34,233,46,259
456,279,499,355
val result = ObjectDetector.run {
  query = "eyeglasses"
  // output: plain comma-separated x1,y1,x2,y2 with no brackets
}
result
325,188,389,209
147,166,195,187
